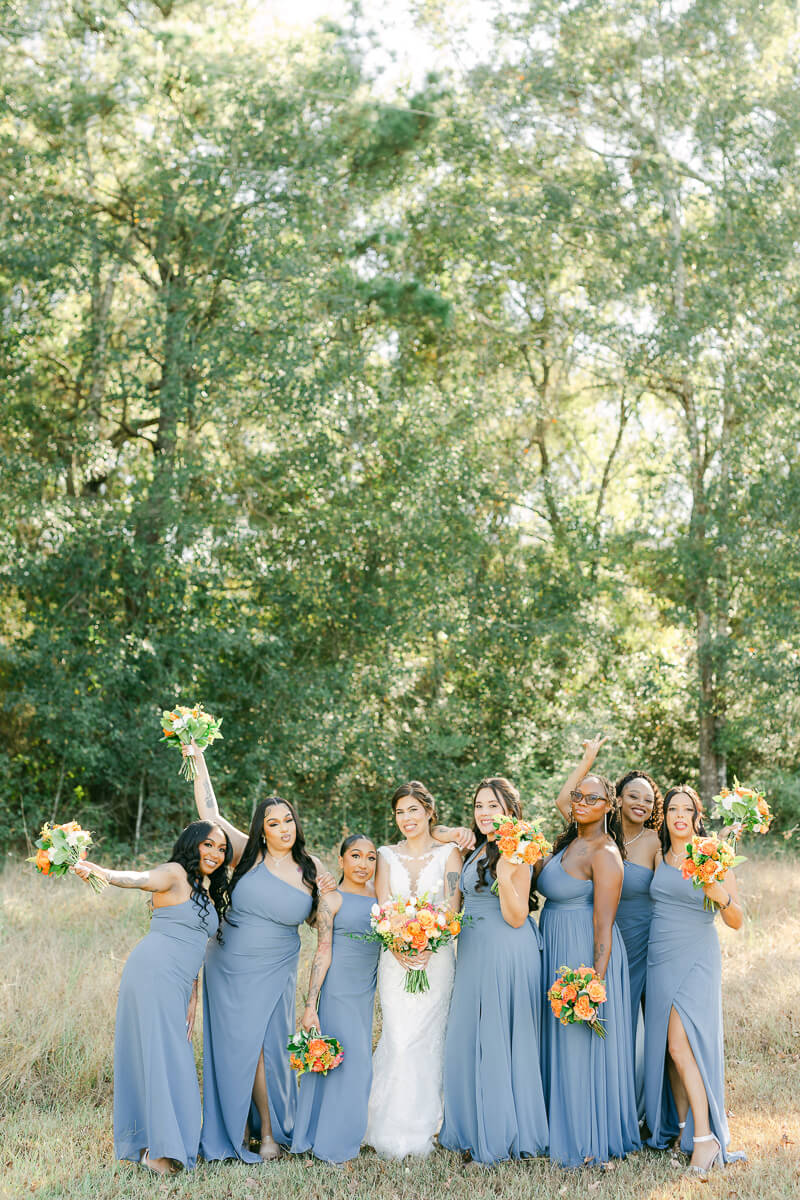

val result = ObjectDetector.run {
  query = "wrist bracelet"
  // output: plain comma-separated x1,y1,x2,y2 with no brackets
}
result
719,892,733,911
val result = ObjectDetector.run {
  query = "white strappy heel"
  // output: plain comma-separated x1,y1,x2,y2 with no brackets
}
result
687,1132,722,1176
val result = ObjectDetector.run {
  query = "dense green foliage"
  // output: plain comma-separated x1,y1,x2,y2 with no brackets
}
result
2,0,799,853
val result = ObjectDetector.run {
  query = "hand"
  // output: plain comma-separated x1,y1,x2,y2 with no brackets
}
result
495,855,515,886
445,826,476,853
317,868,337,894
301,1007,319,1033
580,732,609,763
393,948,430,970
186,981,198,1041
72,860,108,885
181,737,202,760
702,880,731,908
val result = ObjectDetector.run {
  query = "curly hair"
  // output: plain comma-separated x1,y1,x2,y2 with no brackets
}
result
552,773,626,861
391,780,438,830
230,796,319,923
168,820,232,943
614,769,664,832
660,785,707,856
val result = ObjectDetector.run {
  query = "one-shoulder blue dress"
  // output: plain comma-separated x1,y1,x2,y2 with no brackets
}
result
290,891,379,1162
538,850,640,1167
616,860,653,1118
439,850,548,1163
200,865,311,1162
114,897,217,1169
645,862,735,1160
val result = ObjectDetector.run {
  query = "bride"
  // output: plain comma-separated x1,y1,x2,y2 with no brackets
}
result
365,781,463,1159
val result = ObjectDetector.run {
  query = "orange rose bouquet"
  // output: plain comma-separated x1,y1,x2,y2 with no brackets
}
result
548,964,607,1038
160,703,223,780
287,1028,343,1076
681,834,745,910
711,779,772,847
356,893,465,994
27,820,108,895
487,814,551,894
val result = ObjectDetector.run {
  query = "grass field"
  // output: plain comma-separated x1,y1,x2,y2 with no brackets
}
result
1,854,798,1200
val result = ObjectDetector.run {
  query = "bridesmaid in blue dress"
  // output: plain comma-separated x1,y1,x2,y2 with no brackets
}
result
555,736,663,1119
291,834,380,1163
74,821,232,1175
440,777,548,1164
536,773,640,1168
645,786,746,1176
187,742,335,1163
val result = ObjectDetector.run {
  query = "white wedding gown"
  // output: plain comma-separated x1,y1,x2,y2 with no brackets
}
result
364,842,456,1158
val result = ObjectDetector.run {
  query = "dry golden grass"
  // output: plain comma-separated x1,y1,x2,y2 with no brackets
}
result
1,854,798,1200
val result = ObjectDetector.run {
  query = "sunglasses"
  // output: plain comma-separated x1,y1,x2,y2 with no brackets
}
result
569,790,607,806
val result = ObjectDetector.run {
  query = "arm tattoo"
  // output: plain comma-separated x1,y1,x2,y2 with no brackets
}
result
202,774,219,819
445,870,460,900
306,902,334,1011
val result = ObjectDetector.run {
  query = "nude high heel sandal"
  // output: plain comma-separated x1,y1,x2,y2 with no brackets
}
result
687,1132,722,1177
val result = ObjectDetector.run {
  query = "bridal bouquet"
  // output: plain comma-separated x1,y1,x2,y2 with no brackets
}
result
160,703,223,780
28,820,108,894
362,894,464,994
487,814,551,893
287,1028,343,1076
711,780,772,845
548,965,607,1038
681,834,745,910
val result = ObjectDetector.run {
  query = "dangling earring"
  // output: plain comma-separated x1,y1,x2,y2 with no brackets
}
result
604,812,608,834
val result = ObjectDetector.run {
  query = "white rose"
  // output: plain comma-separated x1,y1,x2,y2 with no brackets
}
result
436,913,447,927
47,846,58,861
371,903,381,917
376,920,391,934
405,905,416,916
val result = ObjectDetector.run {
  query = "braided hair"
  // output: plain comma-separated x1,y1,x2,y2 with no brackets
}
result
230,796,319,923
614,769,664,832
470,776,539,912
552,774,626,861
168,820,232,942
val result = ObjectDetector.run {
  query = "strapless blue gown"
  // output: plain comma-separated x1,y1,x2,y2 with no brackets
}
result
290,891,379,1163
617,860,653,1118
200,865,311,1162
538,850,640,1167
114,897,217,1168
439,850,548,1162
645,862,734,1159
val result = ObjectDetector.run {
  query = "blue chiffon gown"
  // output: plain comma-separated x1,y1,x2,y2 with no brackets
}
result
645,862,735,1160
290,891,380,1162
114,897,218,1169
616,861,654,1118
538,850,640,1167
439,851,548,1163
200,864,312,1162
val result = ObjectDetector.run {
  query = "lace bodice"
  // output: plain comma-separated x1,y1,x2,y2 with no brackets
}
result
378,842,453,903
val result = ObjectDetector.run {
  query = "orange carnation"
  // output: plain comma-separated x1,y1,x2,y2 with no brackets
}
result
697,838,719,857
681,859,697,879
307,1038,327,1055
448,920,461,935
498,836,518,855
551,999,563,1017
562,984,578,1003
587,980,606,1003
35,848,51,874
411,931,428,950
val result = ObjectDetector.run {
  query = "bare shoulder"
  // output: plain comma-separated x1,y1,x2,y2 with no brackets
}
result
594,839,624,874
319,889,343,916
445,845,463,869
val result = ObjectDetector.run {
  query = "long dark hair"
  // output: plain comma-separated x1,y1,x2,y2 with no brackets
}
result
229,796,319,922
660,785,707,856
470,776,538,912
338,831,376,883
613,769,664,833
169,820,232,943
552,774,626,861
391,780,438,829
